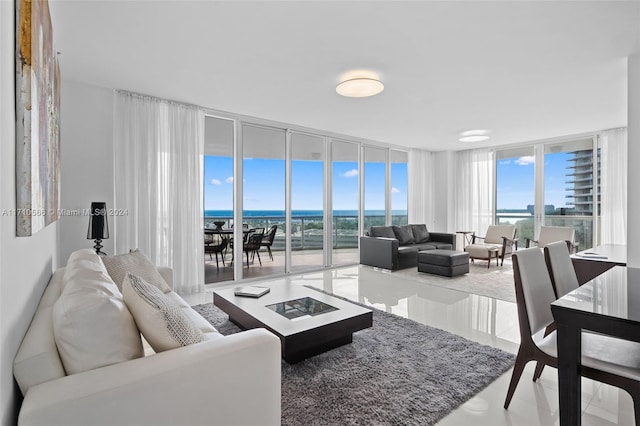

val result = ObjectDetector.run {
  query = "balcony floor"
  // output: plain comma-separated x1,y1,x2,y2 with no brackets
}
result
204,247,358,284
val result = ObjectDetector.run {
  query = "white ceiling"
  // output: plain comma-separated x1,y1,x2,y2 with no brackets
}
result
49,1,640,151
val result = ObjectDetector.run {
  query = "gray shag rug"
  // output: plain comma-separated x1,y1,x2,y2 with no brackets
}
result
192,293,514,426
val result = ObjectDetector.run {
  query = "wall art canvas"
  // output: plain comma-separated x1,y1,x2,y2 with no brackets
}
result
15,0,61,236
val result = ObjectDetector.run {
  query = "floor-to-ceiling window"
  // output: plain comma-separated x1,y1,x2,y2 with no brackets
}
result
203,116,235,283
495,138,598,249
495,147,535,241
242,124,286,277
364,146,387,229
543,139,597,250
291,132,325,272
391,150,408,225
202,112,410,284
331,140,360,266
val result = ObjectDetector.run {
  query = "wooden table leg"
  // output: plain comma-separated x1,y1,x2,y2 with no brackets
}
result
556,321,582,425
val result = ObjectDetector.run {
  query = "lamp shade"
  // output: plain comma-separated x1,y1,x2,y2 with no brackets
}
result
87,202,109,240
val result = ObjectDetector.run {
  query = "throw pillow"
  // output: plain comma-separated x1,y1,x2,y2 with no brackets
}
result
369,226,396,239
123,273,206,353
411,224,430,243
53,250,143,375
392,225,415,246
102,249,172,293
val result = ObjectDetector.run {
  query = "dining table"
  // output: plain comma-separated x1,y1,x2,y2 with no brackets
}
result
571,244,627,285
551,265,640,426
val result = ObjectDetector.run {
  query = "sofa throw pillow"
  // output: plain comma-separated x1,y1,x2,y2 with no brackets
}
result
410,224,430,243
369,226,396,239
53,250,143,375
123,273,206,353
102,249,172,293
392,225,415,246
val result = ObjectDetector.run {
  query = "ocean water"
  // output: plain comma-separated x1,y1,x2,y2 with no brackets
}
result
204,210,407,217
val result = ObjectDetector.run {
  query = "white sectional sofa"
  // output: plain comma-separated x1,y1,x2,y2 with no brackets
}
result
13,249,281,426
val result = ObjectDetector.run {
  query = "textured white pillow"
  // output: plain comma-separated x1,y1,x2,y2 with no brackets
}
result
102,249,171,293
53,250,143,375
123,273,206,352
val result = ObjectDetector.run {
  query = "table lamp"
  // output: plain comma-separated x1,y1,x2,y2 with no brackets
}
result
87,202,109,255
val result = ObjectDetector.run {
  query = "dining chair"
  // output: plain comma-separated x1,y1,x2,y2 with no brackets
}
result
261,225,277,261
504,247,640,419
243,228,265,268
204,232,228,270
544,240,580,298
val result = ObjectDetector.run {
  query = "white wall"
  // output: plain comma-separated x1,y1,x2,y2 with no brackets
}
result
628,51,640,268
58,81,115,264
0,1,59,424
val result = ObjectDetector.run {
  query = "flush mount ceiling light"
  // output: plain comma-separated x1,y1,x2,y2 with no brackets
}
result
336,70,384,98
459,129,491,142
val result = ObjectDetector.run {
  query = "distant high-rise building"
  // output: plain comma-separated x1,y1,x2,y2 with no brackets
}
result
565,150,600,216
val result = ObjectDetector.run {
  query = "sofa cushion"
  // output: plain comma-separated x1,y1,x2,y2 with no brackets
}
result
392,225,415,246
123,273,209,352
103,249,171,293
369,226,395,239
53,250,143,375
410,224,430,243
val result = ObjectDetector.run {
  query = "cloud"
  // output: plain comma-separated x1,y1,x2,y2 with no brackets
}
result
342,169,358,178
515,156,535,166
225,176,234,184
391,187,400,193
499,160,511,165
210,179,221,185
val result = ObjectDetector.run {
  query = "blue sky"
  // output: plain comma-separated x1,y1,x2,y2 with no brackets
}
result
496,152,572,209
204,156,408,211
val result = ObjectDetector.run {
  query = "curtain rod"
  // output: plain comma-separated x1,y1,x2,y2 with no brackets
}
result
115,89,200,109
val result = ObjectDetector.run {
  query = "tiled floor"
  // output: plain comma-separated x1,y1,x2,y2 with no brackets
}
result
182,264,635,426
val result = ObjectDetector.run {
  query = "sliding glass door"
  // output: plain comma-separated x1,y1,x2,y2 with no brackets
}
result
495,147,535,242
203,116,235,283
331,140,359,266
364,146,387,229
495,138,598,249
391,150,408,225
291,132,325,273
242,124,286,277
542,138,596,250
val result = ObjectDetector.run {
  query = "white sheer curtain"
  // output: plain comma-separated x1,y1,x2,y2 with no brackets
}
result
600,128,627,245
114,91,205,295
455,148,494,235
408,149,433,225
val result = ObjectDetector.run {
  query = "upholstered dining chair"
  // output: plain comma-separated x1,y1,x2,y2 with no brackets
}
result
525,225,577,253
504,247,640,420
260,225,277,261
544,240,580,299
464,224,517,267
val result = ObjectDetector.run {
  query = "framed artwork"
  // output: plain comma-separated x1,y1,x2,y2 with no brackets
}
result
15,0,60,236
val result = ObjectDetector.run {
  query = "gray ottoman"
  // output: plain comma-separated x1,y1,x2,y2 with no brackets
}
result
417,249,469,277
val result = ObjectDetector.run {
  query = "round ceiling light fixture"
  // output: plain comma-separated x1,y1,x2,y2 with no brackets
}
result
459,129,491,142
336,70,384,98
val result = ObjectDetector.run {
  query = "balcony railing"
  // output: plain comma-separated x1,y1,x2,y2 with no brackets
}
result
495,213,593,249
204,213,408,251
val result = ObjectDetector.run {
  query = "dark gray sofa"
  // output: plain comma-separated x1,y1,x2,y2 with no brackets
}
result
359,224,456,270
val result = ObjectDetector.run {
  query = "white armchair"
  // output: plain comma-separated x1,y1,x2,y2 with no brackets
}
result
525,225,577,253
464,224,517,267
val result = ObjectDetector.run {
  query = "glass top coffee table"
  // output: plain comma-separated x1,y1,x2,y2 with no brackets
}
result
213,282,373,363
